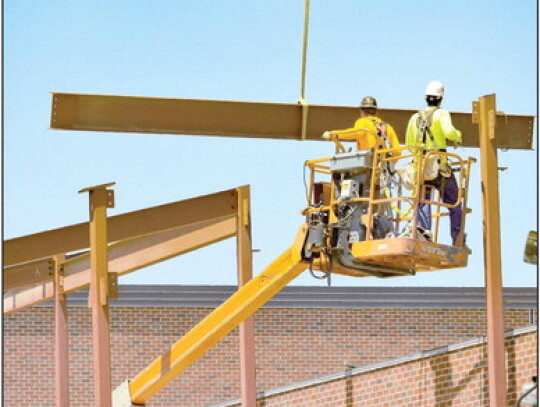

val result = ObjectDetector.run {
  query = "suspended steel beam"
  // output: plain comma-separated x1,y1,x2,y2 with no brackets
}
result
50,93,534,150
4,187,238,267
3,216,236,314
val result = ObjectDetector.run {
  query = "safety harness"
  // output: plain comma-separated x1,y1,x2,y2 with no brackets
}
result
371,119,392,150
369,119,412,218
416,108,439,149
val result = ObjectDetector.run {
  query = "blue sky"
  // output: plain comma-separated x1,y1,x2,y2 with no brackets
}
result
4,1,537,287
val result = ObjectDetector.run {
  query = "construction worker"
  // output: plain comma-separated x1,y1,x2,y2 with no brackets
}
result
321,96,401,155
405,80,463,245
322,96,401,239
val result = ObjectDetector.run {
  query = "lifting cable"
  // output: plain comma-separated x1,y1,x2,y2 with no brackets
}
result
298,0,310,140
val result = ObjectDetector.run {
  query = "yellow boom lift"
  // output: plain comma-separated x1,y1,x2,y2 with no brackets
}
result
6,2,532,403
113,140,474,406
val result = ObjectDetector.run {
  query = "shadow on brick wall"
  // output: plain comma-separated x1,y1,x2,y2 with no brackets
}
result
506,335,517,404
429,350,487,406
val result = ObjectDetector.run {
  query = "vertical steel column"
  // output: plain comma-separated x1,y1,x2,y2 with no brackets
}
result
54,254,70,407
79,183,115,407
236,186,257,407
476,94,508,406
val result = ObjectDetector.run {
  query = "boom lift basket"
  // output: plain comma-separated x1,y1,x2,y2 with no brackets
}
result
303,144,474,276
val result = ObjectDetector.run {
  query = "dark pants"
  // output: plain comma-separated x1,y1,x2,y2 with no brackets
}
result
418,173,462,245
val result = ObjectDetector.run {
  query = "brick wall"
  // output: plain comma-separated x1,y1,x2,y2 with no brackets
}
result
215,327,537,407
3,305,535,406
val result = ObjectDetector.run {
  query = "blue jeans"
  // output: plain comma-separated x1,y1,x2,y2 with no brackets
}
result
418,173,462,245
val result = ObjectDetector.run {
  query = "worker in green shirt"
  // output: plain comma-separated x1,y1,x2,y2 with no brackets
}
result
405,81,463,246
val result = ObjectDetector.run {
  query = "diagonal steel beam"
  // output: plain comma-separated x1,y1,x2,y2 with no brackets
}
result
50,93,535,150
3,216,237,314
4,187,238,266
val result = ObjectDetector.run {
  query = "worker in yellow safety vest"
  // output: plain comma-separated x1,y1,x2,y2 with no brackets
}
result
405,80,463,245
322,96,401,156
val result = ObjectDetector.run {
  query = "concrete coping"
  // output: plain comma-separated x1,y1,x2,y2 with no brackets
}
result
210,325,537,407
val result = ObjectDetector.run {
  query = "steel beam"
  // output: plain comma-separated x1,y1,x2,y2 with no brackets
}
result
53,255,70,407
476,94,508,406
235,186,256,407
3,216,236,314
4,187,237,267
80,183,114,407
50,93,534,150
4,258,55,291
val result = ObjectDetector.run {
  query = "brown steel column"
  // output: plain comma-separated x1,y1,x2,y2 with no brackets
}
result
54,254,70,407
79,183,115,407
236,186,257,407
476,94,508,406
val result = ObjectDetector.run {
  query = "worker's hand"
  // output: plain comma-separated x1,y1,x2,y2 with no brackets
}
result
322,131,332,140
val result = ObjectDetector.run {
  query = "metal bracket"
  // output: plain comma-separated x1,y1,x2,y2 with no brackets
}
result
471,101,479,124
109,272,119,299
106,189,115,208
57,266,65,293
53,255,66,295
78,182,116,210
88,272,119,307
48,258,55,277
488,110,496,140
241,197,250,227
298,98,309,141
112,380,142,407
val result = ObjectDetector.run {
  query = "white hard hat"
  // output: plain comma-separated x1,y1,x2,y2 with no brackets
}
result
425,81,444,98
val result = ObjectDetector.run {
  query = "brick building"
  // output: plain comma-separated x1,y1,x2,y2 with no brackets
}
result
3,285,537,406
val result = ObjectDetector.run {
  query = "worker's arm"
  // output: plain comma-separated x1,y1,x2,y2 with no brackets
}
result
439,110,462,142
323,118,376,142
328,118,375,141
330,128,364,141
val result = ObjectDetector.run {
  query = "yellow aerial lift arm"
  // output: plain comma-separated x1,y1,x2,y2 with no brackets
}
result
113,226,309,406
113,146,474,406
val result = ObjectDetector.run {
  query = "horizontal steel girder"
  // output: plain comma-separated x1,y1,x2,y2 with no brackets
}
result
50,93,534,150
4,216,237,314
4,187,238,267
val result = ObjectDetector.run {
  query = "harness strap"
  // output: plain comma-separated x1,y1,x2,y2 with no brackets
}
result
417,108,438,147
371,119,396,177
370,119,391,150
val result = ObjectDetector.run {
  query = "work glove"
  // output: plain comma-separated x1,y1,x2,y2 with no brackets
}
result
322,131,332,140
